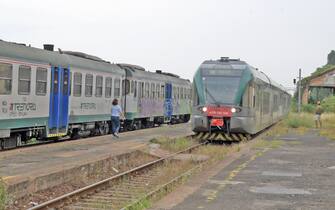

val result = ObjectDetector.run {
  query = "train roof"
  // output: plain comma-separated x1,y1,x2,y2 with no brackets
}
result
118,63,190,86
199,57,289,94
249,66,288,93
0,40,123,74
201,57,248,70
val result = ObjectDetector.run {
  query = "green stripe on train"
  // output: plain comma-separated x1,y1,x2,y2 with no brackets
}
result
0,117,48,129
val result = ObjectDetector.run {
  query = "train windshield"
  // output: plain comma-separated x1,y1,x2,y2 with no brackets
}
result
202,76,241,105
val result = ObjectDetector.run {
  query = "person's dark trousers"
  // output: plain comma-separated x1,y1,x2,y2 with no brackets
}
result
111,116,120,134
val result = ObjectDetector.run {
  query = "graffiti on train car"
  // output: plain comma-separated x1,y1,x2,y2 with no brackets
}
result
10,103,37,112
80,103,96,110
1,100,37,117
138,99,164,116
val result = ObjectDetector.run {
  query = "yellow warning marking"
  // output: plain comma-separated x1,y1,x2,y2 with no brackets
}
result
203,133,209,139
218,134,225,141
47,133,66,137
224,133,232,141
206,147,270,202
202,189,218,202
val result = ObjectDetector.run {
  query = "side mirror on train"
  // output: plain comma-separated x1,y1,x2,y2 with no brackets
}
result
293,78,296,84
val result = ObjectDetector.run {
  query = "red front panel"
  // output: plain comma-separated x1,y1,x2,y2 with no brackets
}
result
206,106,232,117
211,118,224,126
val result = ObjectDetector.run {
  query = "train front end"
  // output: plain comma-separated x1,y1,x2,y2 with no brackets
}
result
192,57,252,141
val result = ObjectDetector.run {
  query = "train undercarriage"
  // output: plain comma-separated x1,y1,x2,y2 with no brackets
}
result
0,114,191,150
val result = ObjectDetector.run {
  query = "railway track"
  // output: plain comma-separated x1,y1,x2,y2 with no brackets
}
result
27,141,207,210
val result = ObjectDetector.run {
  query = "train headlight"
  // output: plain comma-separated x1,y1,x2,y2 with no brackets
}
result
202,106,208,112
231,107,236,113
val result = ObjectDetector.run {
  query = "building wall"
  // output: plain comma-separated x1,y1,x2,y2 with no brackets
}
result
302,68,335,104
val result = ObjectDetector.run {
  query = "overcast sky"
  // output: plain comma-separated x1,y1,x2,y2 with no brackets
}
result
1,0,335,88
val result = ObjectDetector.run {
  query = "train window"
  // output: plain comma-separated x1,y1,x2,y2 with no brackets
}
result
131,80,134,94
178,87,181,99
134,81,137,97
125,79,130,95
161,85,165,99
253,95,256,108
36,67,47,95
96,75,103,97
273,95,278,111
63,69,69,95
105,77,112,98
0,62,12,95
122,80,125,96
69,72,72,95
85,74,93,97
53,68,59,94
122,79,130,96
138,82,142,98
142,82,145,98
145,82,149,98
177,87,180,99
150,83,155,99
73,72,82,97
114,78,121,97
263,92,270,114
156,84,160,99
18,65,31,95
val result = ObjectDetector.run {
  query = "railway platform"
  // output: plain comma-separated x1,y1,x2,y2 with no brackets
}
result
0,123,192,200
152,130,335,210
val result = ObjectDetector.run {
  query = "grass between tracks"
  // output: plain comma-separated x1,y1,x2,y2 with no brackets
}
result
149,136,193,152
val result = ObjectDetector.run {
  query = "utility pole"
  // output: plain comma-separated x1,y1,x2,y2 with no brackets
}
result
298,68,302,113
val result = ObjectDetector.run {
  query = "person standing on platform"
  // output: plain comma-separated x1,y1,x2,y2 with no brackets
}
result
314,101,323,128
111,99,124,138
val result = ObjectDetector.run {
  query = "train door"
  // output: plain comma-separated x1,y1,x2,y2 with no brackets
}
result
48,66,70,137
164,83,173,121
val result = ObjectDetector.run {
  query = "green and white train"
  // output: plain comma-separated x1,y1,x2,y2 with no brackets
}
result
192,57,291,141
0,40,191,149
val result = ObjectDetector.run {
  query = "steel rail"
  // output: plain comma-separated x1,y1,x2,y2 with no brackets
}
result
27,140,207,210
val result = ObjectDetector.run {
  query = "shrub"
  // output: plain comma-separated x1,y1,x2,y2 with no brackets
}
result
284,113,313,128
301,104,315,113
322,96,335,113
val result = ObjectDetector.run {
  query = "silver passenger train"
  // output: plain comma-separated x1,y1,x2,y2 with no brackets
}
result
0,40,191,149
192,57,291,141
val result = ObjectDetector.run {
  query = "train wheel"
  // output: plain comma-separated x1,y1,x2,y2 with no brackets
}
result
98,123,109,135
70,129,80,139
183,114,190,123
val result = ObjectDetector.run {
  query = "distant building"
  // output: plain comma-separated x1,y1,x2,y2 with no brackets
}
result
302,67,335,104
